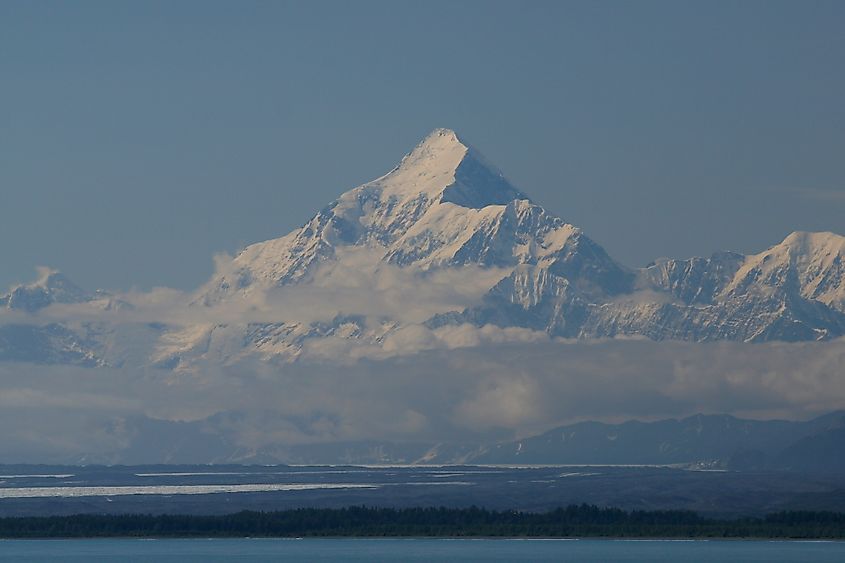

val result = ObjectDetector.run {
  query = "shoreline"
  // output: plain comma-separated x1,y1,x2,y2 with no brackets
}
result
2,535,845,542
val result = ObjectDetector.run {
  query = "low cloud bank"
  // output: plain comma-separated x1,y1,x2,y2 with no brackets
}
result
0,337,843,463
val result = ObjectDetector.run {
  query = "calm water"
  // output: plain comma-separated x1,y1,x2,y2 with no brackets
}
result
1,538,843,562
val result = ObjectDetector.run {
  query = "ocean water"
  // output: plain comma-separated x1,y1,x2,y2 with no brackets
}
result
1,538,843,562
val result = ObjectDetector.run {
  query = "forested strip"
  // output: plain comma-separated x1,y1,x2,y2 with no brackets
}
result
0,505,844,538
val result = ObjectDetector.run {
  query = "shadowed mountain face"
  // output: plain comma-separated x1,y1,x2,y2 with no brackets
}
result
2,128,845,369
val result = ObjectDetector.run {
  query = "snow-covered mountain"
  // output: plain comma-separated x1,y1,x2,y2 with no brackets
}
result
2,268,95,312
188,128,844,360
0,268,131,366
3,129,845,368
197,128,628,304
472,230,845,343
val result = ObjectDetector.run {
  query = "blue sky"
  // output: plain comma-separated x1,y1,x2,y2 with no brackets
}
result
2,0,844,291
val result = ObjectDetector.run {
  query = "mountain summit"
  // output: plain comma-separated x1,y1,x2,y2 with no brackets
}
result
388,128,528,208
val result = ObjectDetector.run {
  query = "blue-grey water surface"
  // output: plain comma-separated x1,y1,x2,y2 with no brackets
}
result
1,538,844,562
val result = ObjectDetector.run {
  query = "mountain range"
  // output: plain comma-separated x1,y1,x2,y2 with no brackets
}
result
63,409,845,473
3,128,845,370
2,128,845,466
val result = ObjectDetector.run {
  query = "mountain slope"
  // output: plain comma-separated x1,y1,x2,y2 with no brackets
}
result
431,231,845,343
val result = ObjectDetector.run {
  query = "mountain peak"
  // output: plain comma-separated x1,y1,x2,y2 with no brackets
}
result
749,231,845,269
3,268,92,312
780,231,845,253
377,128,527,209
34,267,73,287
421,127,463,146
406,128,469,158
390,128,470,180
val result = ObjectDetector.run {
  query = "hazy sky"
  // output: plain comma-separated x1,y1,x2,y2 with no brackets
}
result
2,0,843,292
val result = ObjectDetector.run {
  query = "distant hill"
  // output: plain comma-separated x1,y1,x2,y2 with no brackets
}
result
75,410,845,470
473,411,845,473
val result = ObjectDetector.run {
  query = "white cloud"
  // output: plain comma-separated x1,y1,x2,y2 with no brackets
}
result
1,337,845,463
